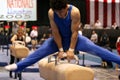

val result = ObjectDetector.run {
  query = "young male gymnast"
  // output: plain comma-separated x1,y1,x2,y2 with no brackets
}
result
5,0,120,72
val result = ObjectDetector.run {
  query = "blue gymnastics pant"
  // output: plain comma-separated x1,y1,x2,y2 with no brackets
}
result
15,35,120,72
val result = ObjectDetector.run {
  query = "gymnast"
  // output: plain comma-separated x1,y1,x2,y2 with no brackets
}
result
5,0,120,72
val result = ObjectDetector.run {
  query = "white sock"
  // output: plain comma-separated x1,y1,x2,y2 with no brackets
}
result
5,63,17,71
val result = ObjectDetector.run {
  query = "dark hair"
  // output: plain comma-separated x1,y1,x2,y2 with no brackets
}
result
50,0,67,10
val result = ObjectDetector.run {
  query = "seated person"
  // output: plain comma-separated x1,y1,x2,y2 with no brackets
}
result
90,30,98,44
100,31,109,46
94,20,103,29
111,22,119,30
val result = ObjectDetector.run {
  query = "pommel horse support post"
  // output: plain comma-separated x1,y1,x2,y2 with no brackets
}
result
38,53,94,80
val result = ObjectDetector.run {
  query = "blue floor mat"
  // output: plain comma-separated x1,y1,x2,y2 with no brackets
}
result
23,68,39,72
0,62,8,67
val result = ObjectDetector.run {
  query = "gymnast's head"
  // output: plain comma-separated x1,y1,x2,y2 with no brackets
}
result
50,0,68,18
50,0,68,11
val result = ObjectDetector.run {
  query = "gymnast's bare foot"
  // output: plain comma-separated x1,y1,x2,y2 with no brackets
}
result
4,63,17,71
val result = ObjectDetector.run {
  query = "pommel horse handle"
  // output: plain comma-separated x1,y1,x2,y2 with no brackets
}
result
48,52,79,65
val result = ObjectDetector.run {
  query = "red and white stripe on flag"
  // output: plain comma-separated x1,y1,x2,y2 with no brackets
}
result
86,0,120,28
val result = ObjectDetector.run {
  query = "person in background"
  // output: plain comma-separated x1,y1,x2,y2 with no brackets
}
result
0,30,4,52
90,30,98,44
116,36,120,70
12,21,24,35
100,31,112,68
94,20,103,29
25,33,31,47
111,22,119,30
39,33,48,44
9,28,25,78
5,0,120,75
100,31,109,47
30,26,38,51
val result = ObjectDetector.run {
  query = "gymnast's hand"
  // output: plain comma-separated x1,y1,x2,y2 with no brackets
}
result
58,51,64,59
66,50,74,60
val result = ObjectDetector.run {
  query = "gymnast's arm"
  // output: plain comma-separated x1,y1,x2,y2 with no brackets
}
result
48,9,64,58
67,6,80,59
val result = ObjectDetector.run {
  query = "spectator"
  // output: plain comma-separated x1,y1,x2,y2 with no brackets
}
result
0,30,4,51
111,22,119,30
84,24,91,29
39,33,48,44
101,44,113,68
30,26,38,51
12,21,24,35
94,20,103,29
90,30,98,44
100,31,109,46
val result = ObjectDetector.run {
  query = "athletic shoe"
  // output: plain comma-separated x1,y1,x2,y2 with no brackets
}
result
4,63,17,71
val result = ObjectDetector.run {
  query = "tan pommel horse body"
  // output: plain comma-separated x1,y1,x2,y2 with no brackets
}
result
38,58,94,80
9,41,29,58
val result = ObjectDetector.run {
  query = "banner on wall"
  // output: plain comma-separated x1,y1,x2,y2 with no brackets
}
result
0,0,37,21
86,0,120,27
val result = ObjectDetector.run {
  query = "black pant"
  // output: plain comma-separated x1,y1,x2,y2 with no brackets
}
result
9,55,20,78
10,55,20,64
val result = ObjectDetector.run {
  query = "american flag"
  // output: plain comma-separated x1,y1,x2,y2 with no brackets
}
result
86,0,120,28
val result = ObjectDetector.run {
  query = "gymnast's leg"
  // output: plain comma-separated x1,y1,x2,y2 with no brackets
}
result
5,38,58,72
76,35,120,65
